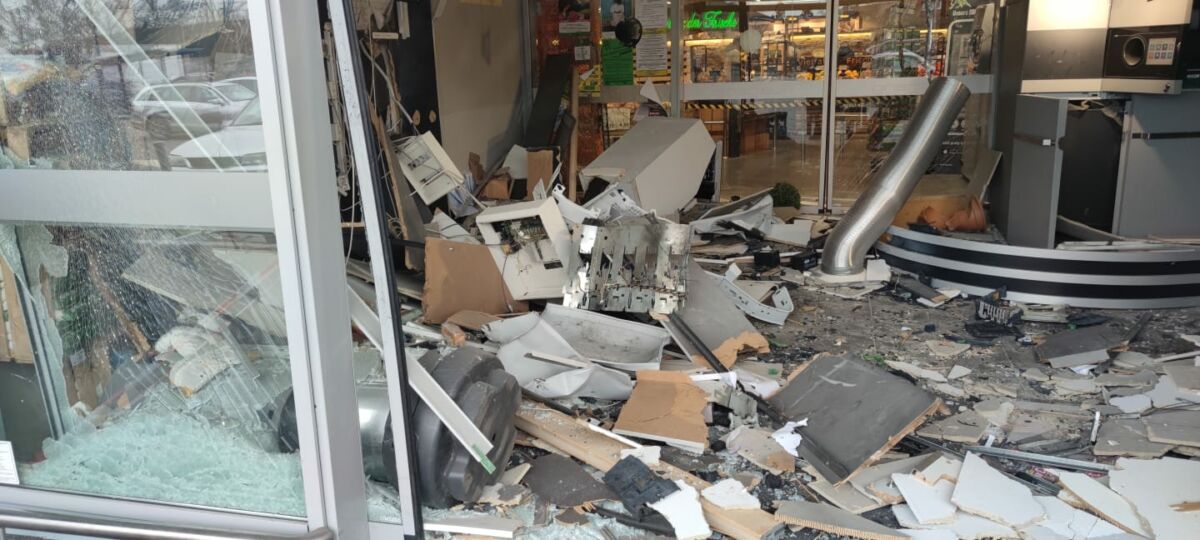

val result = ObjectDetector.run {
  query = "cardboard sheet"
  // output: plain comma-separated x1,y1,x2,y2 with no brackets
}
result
614,371,709,453
422,238,528,324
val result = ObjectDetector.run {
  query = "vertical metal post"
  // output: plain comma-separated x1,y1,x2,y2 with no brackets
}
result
249,0,370,537
670,0,683,117
327,0,425,537
817,0,840,212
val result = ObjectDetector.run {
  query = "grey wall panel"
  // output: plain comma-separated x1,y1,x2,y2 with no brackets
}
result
1115,93,1200,237
990,0,1030,239
1007,95,1068,248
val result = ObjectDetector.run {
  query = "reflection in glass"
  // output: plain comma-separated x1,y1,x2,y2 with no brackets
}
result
0,0,260,171
0,224,305,516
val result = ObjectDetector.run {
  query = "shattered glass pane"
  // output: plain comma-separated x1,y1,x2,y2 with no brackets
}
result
0,0,265,172
0,223,305,516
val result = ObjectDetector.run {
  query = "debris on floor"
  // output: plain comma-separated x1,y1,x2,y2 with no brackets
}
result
341,97,1200,539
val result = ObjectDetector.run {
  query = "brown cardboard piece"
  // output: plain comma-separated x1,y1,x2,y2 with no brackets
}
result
422,238,528,324
524,149,555,200
613,370,709,453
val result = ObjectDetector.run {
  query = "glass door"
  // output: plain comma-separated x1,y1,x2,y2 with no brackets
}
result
825,0,994,211
682,0,828,207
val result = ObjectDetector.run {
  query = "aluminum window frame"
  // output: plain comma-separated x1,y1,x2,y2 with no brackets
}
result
0,0,372,538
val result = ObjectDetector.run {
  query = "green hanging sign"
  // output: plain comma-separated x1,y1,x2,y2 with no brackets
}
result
683,10,738,31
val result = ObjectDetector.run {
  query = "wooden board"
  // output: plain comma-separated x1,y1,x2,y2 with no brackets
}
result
0,258,34,363
514,401,782,540
768,353,941,485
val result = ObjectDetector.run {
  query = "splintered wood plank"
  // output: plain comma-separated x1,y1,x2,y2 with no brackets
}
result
514,401,781,540
774,500,907,540
768,353,941,485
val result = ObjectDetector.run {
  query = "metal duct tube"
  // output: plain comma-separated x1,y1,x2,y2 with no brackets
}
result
819,78,971,275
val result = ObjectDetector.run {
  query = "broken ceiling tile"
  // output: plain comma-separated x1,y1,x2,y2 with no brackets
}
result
1163,364,1200,399
767,353,940,484
803,465,886,514
930,382,967,399
1093,419,1175,458
724,425,795,475
886,360,948,383
1141,409,1200,448
892,474,956,525
1053,378,1101,396
892,505,1019,540
1023,368,1051,382
917,411,989,444
775,499,908,540
1109,393,1153,414
521,454,614,508
917,455,964,485
926,340,970,358
951,453,1045,528
613,371,709,453
1144,374,1200,408
1109,457,1200,540
947,365,972,380
1056,470,1152,537
647,479,712,540
1094,370,1158,388
975,399,1015,428
848,454,940,505
700,478,761,510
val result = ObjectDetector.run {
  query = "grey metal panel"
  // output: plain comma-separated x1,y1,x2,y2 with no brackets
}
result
1021,29,1108,81
990,0,1030,239
1115,93,1200,237
1007,95,1068,248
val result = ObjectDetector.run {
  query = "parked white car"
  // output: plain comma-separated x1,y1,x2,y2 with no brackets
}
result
131,82,256,138
168,98,267,171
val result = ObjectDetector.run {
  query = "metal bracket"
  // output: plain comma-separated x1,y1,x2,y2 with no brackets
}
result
710,267,794,326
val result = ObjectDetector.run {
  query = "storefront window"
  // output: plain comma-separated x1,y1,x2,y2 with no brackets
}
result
0,0,263,172
0,225,305,516
0,0,308,520
830,0,992,206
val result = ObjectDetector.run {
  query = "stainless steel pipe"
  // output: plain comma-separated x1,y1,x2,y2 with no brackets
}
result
819,78,971,276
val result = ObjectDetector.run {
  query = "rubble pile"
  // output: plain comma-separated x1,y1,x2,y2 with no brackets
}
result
356,118,1200,539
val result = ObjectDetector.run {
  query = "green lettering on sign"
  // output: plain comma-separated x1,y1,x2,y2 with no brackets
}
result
683,10,738,30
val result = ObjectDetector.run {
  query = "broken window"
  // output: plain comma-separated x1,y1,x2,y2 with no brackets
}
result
0,224,306,516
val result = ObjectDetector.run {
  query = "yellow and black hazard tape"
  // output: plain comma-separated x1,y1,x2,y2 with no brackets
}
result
682,95,916,112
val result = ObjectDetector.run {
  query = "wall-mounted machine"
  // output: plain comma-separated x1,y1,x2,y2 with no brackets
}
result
1018,0,1199,95
1102,0,1200,93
